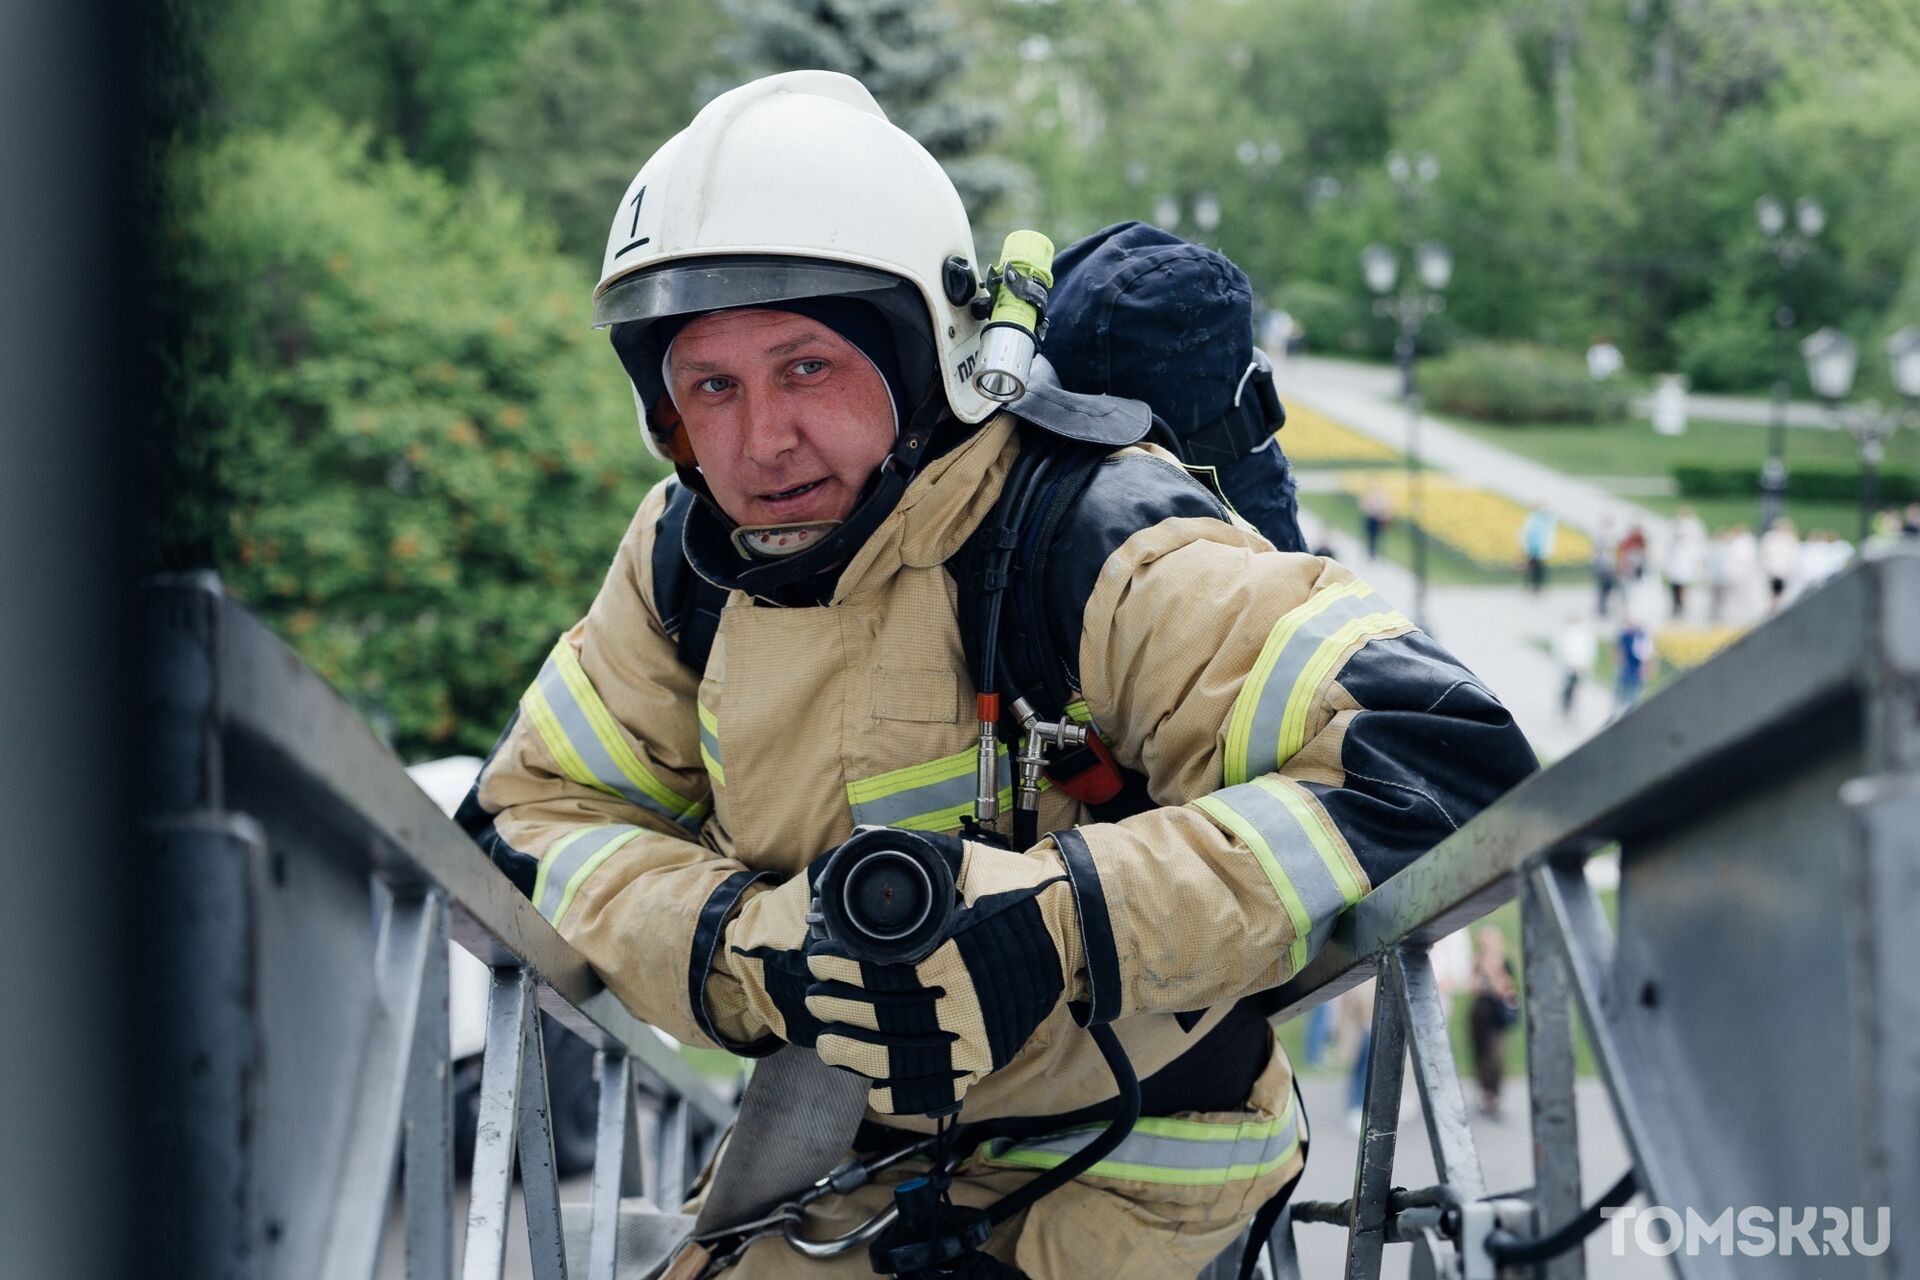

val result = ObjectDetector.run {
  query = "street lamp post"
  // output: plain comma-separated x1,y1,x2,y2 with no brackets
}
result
1801,326,1916,541
1363,244,1447,629
1755,193,1824,529
1362,153,1446,630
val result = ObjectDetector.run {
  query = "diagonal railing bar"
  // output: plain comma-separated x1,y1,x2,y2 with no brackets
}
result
1527,857,1699,1260
515,1002,570,1280
1388,946,1487,1203
1343,960,1406,1280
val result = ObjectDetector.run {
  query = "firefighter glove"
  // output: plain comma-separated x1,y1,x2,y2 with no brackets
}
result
804,835,1089,1116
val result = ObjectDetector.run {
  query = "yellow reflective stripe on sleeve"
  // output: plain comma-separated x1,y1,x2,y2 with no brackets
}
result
845,746,1020,832
519,639,708,831
1193,777,1367,975
697,701,724,786
981,1086,1301,1186
1223,582,1413,785
531,824,646,928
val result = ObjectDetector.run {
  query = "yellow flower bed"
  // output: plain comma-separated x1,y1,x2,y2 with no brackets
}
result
1653,625,1748,670
1280,402,1399,464
1338,471,1595,568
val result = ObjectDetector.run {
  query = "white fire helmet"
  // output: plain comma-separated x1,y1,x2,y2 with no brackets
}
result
592,71,995,465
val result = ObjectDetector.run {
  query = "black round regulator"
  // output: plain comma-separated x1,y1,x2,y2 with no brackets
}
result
808,827,958,965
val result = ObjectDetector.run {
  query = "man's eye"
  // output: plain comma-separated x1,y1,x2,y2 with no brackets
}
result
695,376,733,394
792,359,829,377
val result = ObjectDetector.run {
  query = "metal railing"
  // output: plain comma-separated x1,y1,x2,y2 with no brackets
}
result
1248,547,1919,1279
143,549,1919,1280
144,573,732,1280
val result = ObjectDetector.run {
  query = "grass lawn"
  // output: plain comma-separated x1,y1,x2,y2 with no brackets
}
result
1299,490,1589,588
1447,415,1915,535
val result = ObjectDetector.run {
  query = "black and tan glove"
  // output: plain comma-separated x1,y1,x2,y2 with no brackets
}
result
803,835,1102,1116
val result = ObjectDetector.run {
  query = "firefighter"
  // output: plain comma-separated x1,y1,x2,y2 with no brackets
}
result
460,70,1536,1278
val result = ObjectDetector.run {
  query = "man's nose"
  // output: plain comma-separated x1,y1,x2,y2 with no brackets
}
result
740,392,802,466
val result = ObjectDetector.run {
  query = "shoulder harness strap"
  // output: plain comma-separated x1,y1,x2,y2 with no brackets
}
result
651,479,729,675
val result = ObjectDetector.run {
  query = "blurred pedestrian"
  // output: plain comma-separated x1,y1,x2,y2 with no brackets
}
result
1665,506,1708,619
1338,980,1377,1133
1555,612,1595,719
1614,614,1651,713
1360,485,1393,561
1865,509,1905,556
1520,505,1558,593
1904,504,1920,537
1760,518,1799,612
1468,926,1518,1119
1591,515,1620,616
1616,523,1649,583
1719,523,1759,623
1796,529,1852,593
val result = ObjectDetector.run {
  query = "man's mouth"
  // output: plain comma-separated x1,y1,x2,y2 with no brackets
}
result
762,479,826,502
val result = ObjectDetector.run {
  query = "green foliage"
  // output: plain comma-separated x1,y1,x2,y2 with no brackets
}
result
725,0,1025,221
165,122,667,757
1422,344,1629,424
472,3,734,260
1673,461,1918,504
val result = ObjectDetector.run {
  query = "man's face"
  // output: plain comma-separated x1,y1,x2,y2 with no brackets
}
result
665,309,895,528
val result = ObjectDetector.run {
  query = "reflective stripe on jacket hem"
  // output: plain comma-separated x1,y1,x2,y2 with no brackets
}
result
1223,581,1413,785
980,1085,1302,1187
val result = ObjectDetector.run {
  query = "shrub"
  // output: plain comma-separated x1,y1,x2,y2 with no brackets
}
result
164,121,668,758
1421,343,1630,424
1273,280,1372,356
1672,462,1919,504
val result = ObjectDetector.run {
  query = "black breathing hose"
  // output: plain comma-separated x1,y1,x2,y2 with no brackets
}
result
982,1023,1140,1227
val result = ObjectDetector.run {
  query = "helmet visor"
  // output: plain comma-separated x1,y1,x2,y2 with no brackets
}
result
592,257,916,329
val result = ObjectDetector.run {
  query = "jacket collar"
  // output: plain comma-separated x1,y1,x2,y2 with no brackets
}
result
832,413,1019,601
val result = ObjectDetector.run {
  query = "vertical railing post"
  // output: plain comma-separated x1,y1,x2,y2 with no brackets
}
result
1522,872,1585,1280
587,1052,643,1280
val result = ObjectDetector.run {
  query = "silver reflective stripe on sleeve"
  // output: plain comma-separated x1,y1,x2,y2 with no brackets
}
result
532,824,646,927
1224,581,1413,785
1192,777,1367,975
518,639,708,831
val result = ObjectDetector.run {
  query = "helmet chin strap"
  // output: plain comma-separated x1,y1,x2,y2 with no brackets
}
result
730,519,841,559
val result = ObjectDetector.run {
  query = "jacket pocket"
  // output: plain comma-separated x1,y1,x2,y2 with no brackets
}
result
870,667,959,723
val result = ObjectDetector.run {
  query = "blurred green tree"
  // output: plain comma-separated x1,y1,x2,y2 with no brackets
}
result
473,2,735,261
162,121,666,757
724,0,1026,224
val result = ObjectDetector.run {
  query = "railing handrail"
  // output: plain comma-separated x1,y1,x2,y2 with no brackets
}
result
147,570,732,1124
1265,548,1917,1020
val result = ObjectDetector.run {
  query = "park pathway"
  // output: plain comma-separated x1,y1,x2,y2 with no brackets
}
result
1274,355,1672,544
1274,356,1628,762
